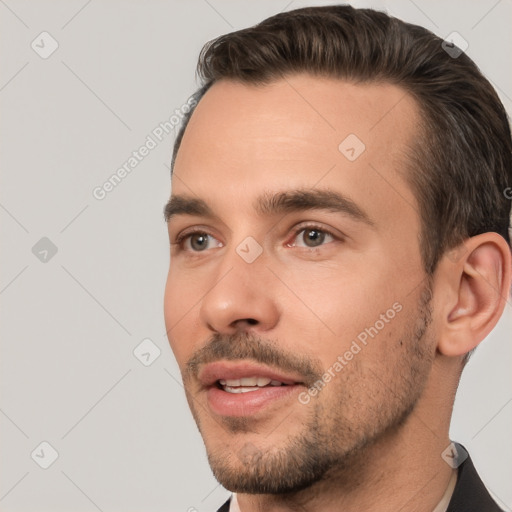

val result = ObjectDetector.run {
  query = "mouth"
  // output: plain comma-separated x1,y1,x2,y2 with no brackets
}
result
217,376,292,393
198,361,306,417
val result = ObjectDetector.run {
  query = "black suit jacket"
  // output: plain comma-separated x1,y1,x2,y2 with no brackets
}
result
215,445,503,511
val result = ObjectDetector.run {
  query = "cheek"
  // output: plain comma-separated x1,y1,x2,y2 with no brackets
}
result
281,258,402,346
164,268,201,364
314,310,413,419
163,269,177,331
164,263,205,317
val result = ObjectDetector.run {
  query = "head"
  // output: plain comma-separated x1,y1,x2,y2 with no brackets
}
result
164,5,512,495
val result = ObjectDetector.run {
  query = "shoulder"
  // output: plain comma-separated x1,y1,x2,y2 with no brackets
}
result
447,443,504,512
215,496,231,512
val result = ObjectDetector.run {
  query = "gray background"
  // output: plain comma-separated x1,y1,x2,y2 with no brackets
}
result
1,0,511,511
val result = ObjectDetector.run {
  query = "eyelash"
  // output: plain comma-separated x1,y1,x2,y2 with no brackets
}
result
173,223,340,252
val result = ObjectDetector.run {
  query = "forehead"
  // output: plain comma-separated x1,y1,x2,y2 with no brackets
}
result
172,75,421,227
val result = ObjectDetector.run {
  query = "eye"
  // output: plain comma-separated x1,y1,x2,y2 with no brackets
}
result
174,231,223,252
288,225,336,248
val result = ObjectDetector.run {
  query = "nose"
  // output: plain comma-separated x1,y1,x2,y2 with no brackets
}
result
199,250,280,335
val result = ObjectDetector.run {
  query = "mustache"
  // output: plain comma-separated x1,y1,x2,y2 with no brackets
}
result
184,331,323,387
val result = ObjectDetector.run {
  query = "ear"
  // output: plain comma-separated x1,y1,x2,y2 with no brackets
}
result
435,233,511,358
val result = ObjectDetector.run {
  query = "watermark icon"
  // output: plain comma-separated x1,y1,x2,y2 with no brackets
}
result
339,133,366,161
32,237,58,263
92,95,197,201
504,187,512,199
441,442,468,468
31,31,59,59
298,301,403,404
133,338,161,367
31,441,59,469
441,32,469,59
236,236,263,263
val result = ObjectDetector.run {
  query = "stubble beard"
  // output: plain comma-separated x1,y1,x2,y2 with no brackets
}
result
186,283,435,495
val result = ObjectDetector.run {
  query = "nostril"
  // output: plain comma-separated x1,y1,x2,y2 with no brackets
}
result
232,318,258,328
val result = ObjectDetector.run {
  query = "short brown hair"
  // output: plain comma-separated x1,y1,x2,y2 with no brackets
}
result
171,4,512,274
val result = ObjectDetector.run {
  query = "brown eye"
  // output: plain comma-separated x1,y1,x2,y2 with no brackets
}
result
290,227,335,248
176,231,223,252
302,229,326,247
189,233,210,251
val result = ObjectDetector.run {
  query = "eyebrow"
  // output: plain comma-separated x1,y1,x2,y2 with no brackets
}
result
164,188,374,227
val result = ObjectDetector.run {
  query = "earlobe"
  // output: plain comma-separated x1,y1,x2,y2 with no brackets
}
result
437,233,511,358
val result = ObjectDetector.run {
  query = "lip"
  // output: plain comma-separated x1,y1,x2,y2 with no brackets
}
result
207,384,302,417
198,361,306,417
198,360,304,388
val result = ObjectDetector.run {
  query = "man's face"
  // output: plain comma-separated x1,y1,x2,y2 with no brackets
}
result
164,75,438,493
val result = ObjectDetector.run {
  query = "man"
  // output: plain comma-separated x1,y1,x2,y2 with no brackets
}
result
164,5,511,511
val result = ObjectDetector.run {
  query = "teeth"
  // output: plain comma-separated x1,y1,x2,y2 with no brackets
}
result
224,386,261,394
218,376,285,389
